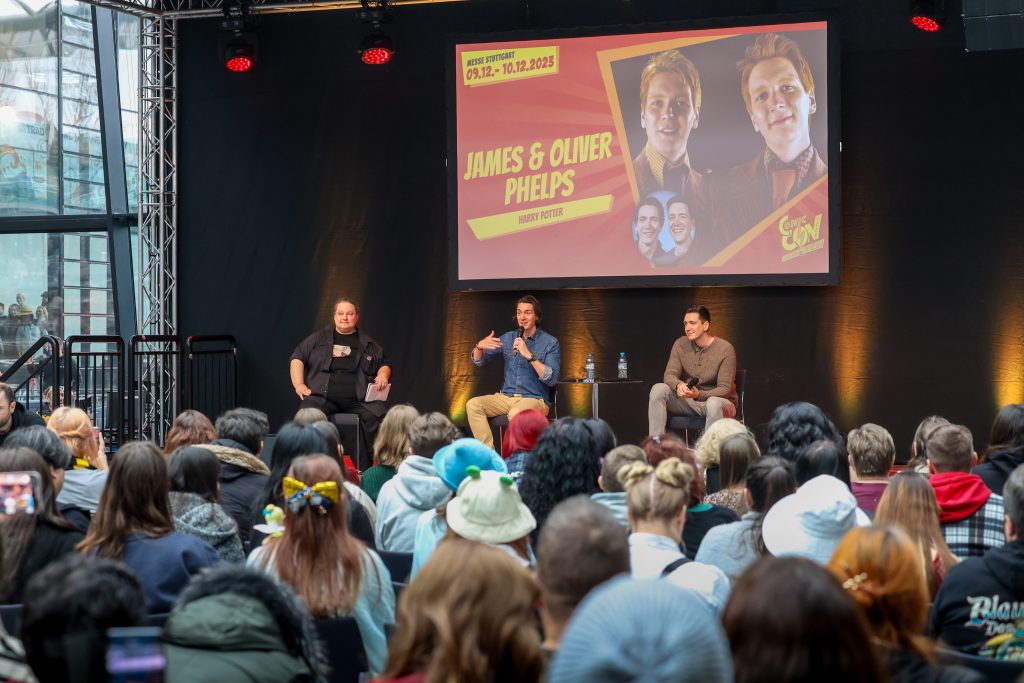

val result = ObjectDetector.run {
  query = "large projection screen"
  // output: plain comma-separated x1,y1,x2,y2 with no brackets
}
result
448,18,839,290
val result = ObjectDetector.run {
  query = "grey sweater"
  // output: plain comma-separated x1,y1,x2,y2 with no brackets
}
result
170,491,244,563
662,336,738,406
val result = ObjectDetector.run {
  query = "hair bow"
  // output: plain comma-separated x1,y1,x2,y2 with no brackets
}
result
282,476,339,515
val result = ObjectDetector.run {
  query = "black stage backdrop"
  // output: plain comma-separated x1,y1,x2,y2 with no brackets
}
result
178,0,1024,456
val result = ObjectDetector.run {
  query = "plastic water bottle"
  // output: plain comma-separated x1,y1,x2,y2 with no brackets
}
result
585,353,596,383
617,352,628,379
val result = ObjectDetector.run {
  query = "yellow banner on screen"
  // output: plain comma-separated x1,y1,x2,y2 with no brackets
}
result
461,46,559,87
467,194,613,240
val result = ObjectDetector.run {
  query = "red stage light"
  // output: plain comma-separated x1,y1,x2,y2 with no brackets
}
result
911,14,941,31
225,56,254,72
362,46,393,65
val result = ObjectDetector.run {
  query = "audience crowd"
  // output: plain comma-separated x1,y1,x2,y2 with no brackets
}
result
0,375,1021,682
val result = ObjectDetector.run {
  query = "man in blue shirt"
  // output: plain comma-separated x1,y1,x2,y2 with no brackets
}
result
467,295,561,448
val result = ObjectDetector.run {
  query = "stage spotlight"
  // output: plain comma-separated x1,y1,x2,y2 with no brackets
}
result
219,13,258,72
359,0,394,65
910,0,944,32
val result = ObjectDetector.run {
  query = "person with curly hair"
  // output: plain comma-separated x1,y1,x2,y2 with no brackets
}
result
518,417,601,540
693,417,749,494
766,401,843,464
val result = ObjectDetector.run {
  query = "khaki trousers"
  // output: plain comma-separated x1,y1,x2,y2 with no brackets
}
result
466,393,549,447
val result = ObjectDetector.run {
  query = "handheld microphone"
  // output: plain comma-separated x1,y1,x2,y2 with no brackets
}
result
513,327,525,355
686,377,699,389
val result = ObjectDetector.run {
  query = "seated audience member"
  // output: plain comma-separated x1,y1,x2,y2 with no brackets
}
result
309,419,378,526
502,409,549,482
292,407,329,425
929,463,1024,651
847,423,896,515
248,454,394,674
250,423,374,550
167,446,244,563
162,565,325,683
48,407,108,515
830,526,984,683
380,538,544,683
375,412,460,551
703,432,759,515
162,409,217,457
875,472,958,596
362,404,419,501
723,556,884,683
77,441,219,612
766,401,844,464
907,415,952,474
21,553,146,683
974,403,1024,496
621,458,730,612
761,474,870,564
293,407,361,482
585,418,617,458
445,467,536,567
197,408,271,544
591,444,648,528
693,417,749,495
409,438,507,577
795,439,850,487
642,433,739,557
520,417,602,540
549,576,733,683
0,382,45,449
536,496,630,654
3,425,89,531
926,424,1005,557
0,447,83,603
696,456,796,583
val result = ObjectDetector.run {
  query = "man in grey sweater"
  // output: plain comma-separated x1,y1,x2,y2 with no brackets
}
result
648,305,738,436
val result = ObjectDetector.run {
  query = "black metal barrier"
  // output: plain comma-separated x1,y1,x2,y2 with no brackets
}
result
65,335,126,451
186,335,237,424
128,335,184,445
0,335,62,419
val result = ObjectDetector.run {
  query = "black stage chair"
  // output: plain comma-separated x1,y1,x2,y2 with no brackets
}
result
378,551,413,583
488,385,558,452
314,616,369,683
331,413,366,471
392,581,406,603
0,604,20,637
667,368,746,443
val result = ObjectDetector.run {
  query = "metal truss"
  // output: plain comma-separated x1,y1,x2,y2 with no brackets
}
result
81,0,463,20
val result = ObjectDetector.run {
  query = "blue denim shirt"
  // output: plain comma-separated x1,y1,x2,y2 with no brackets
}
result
472,327,560,406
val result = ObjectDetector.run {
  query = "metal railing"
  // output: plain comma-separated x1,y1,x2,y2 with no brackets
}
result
65,335,126,451
0,335,62,419
128,335,183,444
185,335,237,422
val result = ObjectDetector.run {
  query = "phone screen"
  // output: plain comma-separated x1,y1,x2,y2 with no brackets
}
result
0,472,36,516
106,627,165,683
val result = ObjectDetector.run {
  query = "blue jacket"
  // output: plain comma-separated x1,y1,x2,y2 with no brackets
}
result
122,531,220,612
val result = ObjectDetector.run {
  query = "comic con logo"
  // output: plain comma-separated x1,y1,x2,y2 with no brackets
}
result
779,213,825,263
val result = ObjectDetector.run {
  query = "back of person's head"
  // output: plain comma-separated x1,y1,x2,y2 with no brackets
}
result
163,409,217,456
21,553,145,683
984,404,1024,461
640,434,704,505
795,439,846,486
847,423,895,478
829,525,932,658
382,537,544,682
519,417,602,535
407,412,460,459
502,409,548,459
620,457,694,524
309,420,343,463
168,446,221,504
909,415,950,468
925,424,975,473
719,433,759,489
584,418,617,459
693,417,748,468
373,404,419,467
723,556,883,683
47,406,97,463
258,422,330,511
78,441,172,559
549,575,732,683
875,471,953,586
3,425,72,471
292,407,328,426
742,456,797,556
536,496,629,630
272,454,363,617
163,564,325,681
599,445,647,493
1004,464,1024,541
214,408,266,454
767,401,842,463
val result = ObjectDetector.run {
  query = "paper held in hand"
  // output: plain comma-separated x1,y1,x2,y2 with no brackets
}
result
366,383,391,402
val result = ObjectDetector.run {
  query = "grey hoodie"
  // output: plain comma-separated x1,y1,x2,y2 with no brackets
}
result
373,455,452,552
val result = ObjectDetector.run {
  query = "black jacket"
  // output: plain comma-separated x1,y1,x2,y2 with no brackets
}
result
929,540,1024,651
199,440,271,545
973,445,1024,497
0,402,45,448
290,327,390,418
